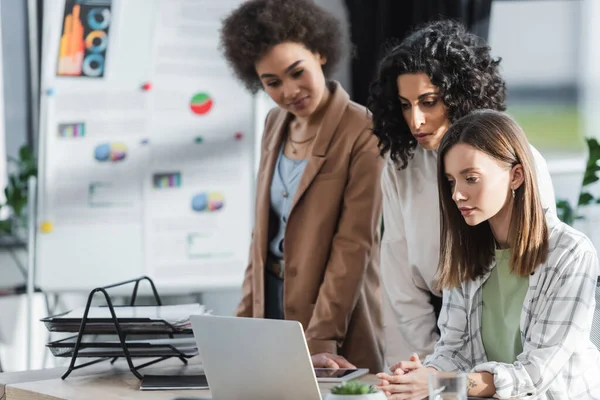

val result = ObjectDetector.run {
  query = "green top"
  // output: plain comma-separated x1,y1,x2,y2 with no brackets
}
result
481,249,529,364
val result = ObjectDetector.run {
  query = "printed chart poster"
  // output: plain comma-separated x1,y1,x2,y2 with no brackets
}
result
57,0,112,78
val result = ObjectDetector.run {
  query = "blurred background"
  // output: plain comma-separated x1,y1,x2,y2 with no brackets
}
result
0,0,598,373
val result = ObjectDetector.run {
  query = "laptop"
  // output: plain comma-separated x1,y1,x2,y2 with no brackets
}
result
190,315,323,400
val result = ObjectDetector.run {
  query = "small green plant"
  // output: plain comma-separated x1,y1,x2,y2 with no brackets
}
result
556,138,600,226
0,145,37,235
330,380,377,395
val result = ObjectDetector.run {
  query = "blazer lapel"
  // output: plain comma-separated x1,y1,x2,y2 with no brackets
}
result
290,82,349,211
255,111,290,264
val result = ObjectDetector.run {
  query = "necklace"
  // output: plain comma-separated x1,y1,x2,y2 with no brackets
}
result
288,134,315,154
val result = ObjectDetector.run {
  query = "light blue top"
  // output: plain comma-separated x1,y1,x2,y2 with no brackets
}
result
269,145,308,258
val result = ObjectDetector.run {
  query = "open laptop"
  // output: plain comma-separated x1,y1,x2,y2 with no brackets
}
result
190,315,323,400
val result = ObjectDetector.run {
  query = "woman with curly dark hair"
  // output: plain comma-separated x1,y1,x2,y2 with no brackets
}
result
220,0,384,371
368,20,556,367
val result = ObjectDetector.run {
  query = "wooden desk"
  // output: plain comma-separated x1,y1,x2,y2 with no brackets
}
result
3,359,378,400
0,361,116,399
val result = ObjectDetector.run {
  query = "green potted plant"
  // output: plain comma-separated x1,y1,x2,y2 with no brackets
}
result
326,380,386,400
0,144,37,239
556,138,600,226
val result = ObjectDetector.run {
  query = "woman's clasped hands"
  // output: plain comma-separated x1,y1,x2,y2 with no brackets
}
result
376,354,436,400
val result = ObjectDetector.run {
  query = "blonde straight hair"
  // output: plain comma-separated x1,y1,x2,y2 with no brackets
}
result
437,110,548,289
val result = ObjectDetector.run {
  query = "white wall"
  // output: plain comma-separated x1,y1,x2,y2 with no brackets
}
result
314,0,352,92
1,0,30,160
0,1,6,211
580,0,600,141
489,0,580,88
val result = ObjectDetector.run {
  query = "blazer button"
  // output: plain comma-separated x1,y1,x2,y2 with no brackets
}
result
286,306,296,315
287,268,297,278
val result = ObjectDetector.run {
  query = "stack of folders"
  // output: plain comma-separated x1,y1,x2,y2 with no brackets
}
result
42,303,210,359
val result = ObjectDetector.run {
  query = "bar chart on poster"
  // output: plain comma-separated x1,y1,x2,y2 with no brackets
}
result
36,0,258,292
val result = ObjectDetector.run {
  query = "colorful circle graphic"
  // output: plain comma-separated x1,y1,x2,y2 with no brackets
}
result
94,144,110,161
191,192,224,212
190,92,213,115
191,193,208,212
94,143,127,162
82,54,104,77
208,193,225,211
87,8,111,30
85,31,108,53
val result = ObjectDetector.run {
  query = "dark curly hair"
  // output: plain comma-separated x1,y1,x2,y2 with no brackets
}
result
367,19,506,169
219,0,347,93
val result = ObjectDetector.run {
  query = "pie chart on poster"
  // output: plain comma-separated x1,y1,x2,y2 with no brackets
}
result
190,92,213,115
94,143,127,162
192,192,224,212
208,193,225,211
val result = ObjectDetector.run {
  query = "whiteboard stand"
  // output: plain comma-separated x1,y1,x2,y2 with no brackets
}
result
26,175,37,370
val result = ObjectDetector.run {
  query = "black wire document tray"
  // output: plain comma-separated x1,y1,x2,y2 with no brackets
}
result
47,334,199,358
41,303,203,334
39,276,206,380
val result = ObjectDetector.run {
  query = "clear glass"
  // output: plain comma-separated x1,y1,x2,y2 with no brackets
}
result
428,371,467,400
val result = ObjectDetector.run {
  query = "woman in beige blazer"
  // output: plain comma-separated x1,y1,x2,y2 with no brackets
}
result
220,0,384,371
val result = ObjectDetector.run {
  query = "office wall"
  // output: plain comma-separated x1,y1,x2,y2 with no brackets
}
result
314,0,351,92
580,0,600,141
489,0,580,89
0,2,6,209
1,0,31,160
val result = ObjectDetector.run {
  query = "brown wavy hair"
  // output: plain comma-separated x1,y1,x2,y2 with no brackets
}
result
437,110,548,289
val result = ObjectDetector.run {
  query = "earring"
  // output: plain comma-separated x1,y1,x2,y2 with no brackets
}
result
511,188,515,199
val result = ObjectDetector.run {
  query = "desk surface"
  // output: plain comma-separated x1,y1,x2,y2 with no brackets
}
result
2,358,378,400
0,361,115,399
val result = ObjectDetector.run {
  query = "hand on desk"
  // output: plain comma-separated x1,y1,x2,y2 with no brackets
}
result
376,353,435,400
311,353,356,369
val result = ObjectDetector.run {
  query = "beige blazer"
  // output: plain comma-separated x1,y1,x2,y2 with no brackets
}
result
236,82,384,372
